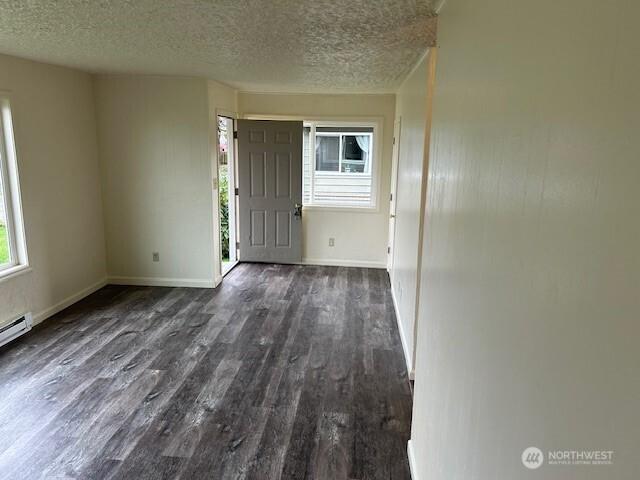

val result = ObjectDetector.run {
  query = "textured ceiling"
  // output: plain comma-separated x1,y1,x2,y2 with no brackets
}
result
0,0,436,93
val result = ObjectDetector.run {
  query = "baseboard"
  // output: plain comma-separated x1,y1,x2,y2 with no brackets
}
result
301,258,386,269
108,276,215,288
407,439,419,480
390,282,415,380
32,277,108,326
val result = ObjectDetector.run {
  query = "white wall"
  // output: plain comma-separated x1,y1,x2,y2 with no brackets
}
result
0,54,106,325
410,1,640,479
237,92,395,268
95,88,391,280
208,80,237,116
94,75,229,287
390,52,432,377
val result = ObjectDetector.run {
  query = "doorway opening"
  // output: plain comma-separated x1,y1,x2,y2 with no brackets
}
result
218,115,238,276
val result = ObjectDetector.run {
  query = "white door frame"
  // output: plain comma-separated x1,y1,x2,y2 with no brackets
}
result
213,109,238,285
387,117,402,272
222,115,238,275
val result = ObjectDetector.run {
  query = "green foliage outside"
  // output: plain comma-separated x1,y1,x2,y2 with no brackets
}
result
0,224,9,265
219,165,230,261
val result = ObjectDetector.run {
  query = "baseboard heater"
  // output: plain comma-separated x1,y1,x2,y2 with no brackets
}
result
0,312,33,348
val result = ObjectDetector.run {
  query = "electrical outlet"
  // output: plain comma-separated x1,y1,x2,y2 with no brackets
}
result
328,237,335,247
152,252,160,262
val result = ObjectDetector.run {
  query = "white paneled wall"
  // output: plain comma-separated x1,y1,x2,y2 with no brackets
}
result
410,0,640,478
389,51,432,377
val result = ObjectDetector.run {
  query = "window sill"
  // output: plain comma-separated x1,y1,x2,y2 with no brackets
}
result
0,264,32,284
313,172,372,177
303,204,379,214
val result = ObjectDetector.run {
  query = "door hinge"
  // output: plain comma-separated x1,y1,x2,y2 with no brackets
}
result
236,241,240,249
393,137,396,145
389,193,393,202
387,246,391,254
234,187,239,195
233,131,238,139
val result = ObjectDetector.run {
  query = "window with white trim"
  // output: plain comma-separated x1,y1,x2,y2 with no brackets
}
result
0,97,28,277
303,122,378,208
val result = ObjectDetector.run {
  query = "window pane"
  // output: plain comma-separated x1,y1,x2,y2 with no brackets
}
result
341,135,369,173
0,99,26,274
315,136,339,172
306,122,376,208
0,176,8,266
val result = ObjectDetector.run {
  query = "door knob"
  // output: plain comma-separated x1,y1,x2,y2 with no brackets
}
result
294,203,303,218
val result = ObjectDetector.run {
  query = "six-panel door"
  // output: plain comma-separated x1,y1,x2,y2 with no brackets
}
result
237,120,303,263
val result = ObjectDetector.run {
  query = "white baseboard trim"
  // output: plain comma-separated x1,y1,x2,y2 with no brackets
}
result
108,276,215,288
301,258,386,269
407,439,419,480
32,277,108,326
390,282,415,380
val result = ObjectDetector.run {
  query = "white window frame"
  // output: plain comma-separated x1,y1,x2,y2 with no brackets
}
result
305,120,380,210
0,95,29,280
314,131,373,175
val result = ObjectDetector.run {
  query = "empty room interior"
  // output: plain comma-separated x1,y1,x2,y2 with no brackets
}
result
0,1,637,479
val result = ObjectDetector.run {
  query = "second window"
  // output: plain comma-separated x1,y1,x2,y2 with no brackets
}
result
303,122,377,208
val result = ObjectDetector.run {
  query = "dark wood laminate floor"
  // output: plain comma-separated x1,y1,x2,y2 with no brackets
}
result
0,263,412,480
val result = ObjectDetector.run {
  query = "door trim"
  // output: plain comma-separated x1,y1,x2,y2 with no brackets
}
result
387,117,402,272
212,108,238,286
